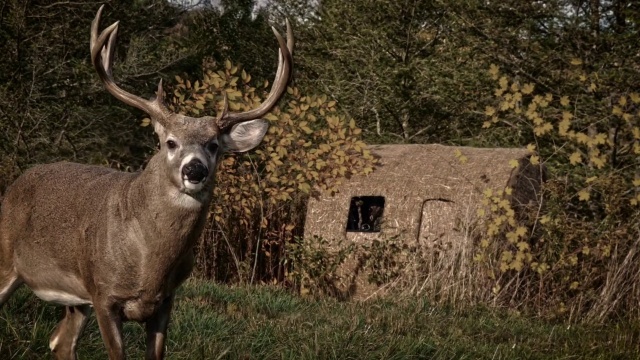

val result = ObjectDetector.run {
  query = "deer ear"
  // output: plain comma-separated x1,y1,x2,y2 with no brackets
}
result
220,119,269,153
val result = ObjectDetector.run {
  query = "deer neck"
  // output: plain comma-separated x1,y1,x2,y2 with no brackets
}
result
123,155,213,250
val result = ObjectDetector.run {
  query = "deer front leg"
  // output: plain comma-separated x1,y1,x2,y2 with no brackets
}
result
50,305,91,360
94,299,125,360
145,295,174,360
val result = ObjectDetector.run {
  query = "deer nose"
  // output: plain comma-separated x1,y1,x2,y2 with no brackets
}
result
182,159,208,183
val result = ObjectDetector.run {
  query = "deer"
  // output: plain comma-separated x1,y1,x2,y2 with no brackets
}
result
0,5,293,360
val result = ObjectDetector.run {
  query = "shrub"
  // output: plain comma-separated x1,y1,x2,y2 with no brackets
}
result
163,58,377,284
477,61,640,322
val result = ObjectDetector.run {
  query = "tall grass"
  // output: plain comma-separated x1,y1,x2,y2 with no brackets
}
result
392,200,493,306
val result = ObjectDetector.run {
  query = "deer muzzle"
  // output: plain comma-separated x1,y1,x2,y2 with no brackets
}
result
181,159,208,184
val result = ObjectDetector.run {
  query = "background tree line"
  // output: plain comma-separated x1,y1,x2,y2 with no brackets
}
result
1,0,639,320
0,0,276,190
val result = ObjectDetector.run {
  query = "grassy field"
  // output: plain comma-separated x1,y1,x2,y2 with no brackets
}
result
0,279,638,359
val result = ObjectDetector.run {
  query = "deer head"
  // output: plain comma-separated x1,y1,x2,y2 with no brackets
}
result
91,5,293,199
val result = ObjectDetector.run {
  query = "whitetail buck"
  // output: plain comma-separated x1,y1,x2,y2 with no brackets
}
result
0,5,292,360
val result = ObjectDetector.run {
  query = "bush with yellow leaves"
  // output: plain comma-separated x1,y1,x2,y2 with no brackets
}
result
156,58,376,284
477,61,640,322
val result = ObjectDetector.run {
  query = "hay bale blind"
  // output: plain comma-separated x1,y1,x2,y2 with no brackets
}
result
303,144,544,298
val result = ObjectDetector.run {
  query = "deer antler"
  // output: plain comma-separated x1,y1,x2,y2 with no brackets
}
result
216,19,294,131
91,5,293,131
90,5,169,122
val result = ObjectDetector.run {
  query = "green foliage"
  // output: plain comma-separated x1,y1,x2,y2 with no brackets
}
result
283,234,412,297
287,0,462,143
177,0,281,81
167,58,377,283
476,61,640,321
270,0,640,146
0,0,186,191
284,236,354,297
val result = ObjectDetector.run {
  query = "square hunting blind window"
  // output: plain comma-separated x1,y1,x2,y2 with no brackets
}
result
346,196,385,232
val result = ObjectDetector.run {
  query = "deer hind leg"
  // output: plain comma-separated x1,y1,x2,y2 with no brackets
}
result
50,305,91,360
0,270,22,307
145,295,174,360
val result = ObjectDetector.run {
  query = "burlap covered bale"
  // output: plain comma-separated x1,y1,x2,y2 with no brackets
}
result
303,144,545,299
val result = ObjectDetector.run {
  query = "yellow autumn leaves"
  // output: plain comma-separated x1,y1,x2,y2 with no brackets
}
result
477,59,640,286
484,62,640,205
166,59,376,229
475,186,538,273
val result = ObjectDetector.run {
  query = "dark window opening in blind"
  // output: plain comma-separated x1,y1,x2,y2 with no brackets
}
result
346,196,385,232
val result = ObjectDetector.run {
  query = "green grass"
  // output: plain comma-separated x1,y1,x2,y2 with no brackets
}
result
1,279,638,359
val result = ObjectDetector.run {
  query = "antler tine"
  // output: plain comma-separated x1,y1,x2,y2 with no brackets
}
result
89,5,104,59
266,19,294,92
90,5,168,121
155,79,166,107
101,22,117,77
216,92,229,121
217,20,294,130
286,18,294,55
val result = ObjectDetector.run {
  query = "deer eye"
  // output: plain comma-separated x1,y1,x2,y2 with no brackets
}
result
206,142,218,153
166,140,177,150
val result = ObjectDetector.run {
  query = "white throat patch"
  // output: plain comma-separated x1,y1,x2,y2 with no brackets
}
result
169,188,204,209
